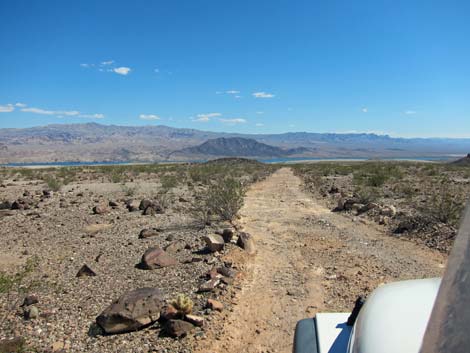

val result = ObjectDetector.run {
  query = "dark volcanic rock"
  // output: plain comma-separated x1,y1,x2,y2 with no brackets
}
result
163,319,195,338
140,247,178,269
139,228,160,239
96,287,163,334
76,264,97,277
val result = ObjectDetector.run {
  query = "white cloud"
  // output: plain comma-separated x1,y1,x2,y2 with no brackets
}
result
194,112,222,122
101,60,114,66
226,90,240,94
219,118,246,124
21,106,103,119
113,67,131,75
139,114,160,120
362,107,368,113
256,111,264,115
405,110,417,115
80,63,90,68
79,113,105,119
0,104,14,113
255,123,264,127
15,102,26,107
253,91,275,98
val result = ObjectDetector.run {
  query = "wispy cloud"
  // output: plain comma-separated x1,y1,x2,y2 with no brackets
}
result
361,107,368,113
256,111,264,115
226,90,240,94
194,112,222,122
0,104,14,113
15,102,26,107
101,60,114,66
219,118,246,124
253,91,275,98
139,114,160,120
21,106,103,119
113,67,131,75
404,110,417,115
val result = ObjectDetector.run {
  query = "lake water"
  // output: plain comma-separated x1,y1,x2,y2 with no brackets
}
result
1,156,453,168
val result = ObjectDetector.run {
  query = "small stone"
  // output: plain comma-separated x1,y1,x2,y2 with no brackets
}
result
139,228,159,239
203,234,225,252
76,264,97,277
185,314,204,327
93,205,108,215
237,232,255,254
24,305,39,320
160,304,178,321
164,319,195,338
140,247,178,269
207,299,224,311
198,278,220,293
221,229,234,243
21,294,39,307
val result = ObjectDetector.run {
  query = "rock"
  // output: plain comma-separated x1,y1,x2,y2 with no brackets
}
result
207,299,224,311
93,205,108,215
329,185,340,194
96,287,163,334
197,278,220,292
43,190,53,198
138,228,159,239
203,234,225,252
140,247,178,269
237,232,255,254
0,201,12,210
143,206,156,216
221,228,234,243
0,337,26,353
11,201,24,210
139,199,153,210
109,200,119,208
163,319,195,338
217,266,237,278
21,294,39,307
76,264,97,277
164,240,186,253
51,341,71,352
24,305,39,320
185,314,204,327
160,304,178,321
381,205,397,217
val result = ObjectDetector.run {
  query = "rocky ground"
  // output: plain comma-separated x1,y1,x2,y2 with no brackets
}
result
0,161,459,352
292,161,470,252
0,160,274,353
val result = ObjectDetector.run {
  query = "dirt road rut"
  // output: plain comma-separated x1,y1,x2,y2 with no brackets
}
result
199,168,446,353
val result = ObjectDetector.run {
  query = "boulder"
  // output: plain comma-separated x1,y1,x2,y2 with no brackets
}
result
143,206,156,216
0,201,12,210
164,319,195,338
140,247,178,269
96,287,163,334
139,228,160,239
217,266,237,278
237,232,255,254
139,199,153,210
0,337,26,353
203,234,225,252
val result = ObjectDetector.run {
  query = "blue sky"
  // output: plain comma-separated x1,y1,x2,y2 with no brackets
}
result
0,0,469,137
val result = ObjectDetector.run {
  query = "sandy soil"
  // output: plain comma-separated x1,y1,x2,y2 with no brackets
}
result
197,168,446,353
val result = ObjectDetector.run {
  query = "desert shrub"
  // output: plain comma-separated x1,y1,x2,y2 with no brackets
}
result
355,187,379,204
121,184,138,197
171,294,193,317
155,191,171,210
191,177,245,225
421,182,465,225
160,174,178,190
43,175,62,192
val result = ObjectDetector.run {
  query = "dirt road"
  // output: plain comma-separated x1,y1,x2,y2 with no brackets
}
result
198,168,446,353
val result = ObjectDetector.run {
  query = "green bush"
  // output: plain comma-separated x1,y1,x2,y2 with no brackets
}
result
43,175,62,191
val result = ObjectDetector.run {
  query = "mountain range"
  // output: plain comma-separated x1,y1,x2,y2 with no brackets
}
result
0,123,469,164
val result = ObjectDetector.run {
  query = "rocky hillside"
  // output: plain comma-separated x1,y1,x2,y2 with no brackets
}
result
451,154,470,165
1,123,470,163
175,137,310,158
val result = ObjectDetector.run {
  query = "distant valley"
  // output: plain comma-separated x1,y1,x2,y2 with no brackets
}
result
0,123,469,164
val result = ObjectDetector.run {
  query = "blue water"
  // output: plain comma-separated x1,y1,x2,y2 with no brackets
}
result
1,156,453,168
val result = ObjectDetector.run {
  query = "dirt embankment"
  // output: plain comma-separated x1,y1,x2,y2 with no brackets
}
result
198,168,446,353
